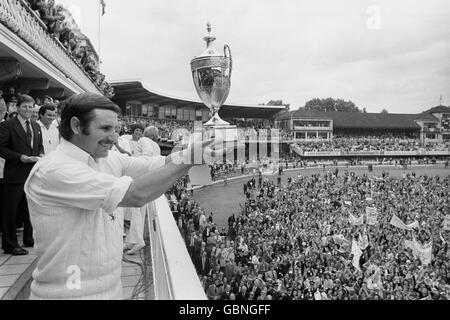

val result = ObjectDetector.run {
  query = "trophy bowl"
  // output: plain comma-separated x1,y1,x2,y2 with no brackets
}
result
190,23,237,141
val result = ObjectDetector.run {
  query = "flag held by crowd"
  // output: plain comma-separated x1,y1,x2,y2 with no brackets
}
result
350,239,363,271
390,214,419,231
357,232,369,250
365,206,378,225
404,237,433,265
366,264,382,290
443,215,450,231
349,212,364,226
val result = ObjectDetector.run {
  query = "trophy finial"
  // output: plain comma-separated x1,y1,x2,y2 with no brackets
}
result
203,22,216,48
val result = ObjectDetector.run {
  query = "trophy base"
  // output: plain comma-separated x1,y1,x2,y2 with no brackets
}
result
204,124,237,142
204,113,230,127
203,112,237,141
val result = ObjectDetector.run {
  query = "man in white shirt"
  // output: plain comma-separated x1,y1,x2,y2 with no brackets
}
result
51,103,61,128
37,104,59,154
136,126,161,157
127,124,144,156
111,118,131,156
24,93,225,299
124,125,162,255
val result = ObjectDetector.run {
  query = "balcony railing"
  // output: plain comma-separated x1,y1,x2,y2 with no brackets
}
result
299,149,450,157
293,126,332,131
423,127,441,133
0,0,102,94
148,196,206,300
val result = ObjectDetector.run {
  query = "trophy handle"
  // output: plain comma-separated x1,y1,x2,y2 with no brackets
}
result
224,44,232,77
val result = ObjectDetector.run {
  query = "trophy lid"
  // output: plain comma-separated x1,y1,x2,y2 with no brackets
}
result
196,22,222,58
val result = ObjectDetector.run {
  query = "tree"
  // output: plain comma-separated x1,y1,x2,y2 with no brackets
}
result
266,100,290,110
380,108,389,114
304,98,361,113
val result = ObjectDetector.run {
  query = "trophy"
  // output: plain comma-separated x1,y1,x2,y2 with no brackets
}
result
188,23,237,185
190,22,237,141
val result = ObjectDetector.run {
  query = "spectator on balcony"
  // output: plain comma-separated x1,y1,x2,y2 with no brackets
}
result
127,124,144,156
30,105,40,122
43,95,53,105
0,94,44,256
111,119,131,156
38,0,64,34
28,0,46,11
0,91,6,121
37,103,59,154
0,100,6,122
51,102,61,129
124,125,162,255
5,95,17,114
59,22,76,52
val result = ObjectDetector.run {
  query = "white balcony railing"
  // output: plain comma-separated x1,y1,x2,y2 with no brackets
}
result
0,0,102,94
293,126,332,131
148,196,206,300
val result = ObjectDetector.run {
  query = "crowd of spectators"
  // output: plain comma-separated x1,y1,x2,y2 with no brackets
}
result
173,167,450,300
121,118,194,141
297,136,448,153
23,0,114,97
1,88,60,122
119,117,450,155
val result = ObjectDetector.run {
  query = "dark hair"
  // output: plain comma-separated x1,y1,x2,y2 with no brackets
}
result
130,124,144,134
17,94,35,107
38,103,57,118
59,93,121,140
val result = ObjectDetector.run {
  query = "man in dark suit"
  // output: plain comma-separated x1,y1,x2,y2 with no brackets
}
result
196,250,211,277
0,94,44,255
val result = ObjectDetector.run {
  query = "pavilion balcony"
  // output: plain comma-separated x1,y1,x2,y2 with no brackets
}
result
148,196,206,300
0,0,102,95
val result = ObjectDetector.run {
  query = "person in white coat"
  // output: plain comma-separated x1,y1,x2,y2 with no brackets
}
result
124,126,161,254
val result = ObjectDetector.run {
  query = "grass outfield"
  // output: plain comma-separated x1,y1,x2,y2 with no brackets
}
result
192,164,450,229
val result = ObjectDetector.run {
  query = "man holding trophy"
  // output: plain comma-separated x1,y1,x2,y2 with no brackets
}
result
22,23,238,299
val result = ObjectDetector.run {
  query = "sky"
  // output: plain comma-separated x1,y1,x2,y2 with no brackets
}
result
56,0,450,114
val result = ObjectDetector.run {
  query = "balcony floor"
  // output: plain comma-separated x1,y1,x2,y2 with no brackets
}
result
0,231,154,300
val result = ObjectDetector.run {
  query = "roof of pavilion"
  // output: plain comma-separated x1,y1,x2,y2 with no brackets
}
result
110,81,285,119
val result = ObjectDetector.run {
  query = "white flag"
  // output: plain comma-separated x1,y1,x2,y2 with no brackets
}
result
390,214,419,231
367,264,382,290
357,232,369,250
405,237,433,265
365,207,378,225
444,215,450,231
349,213,364,226
351,239,362,271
